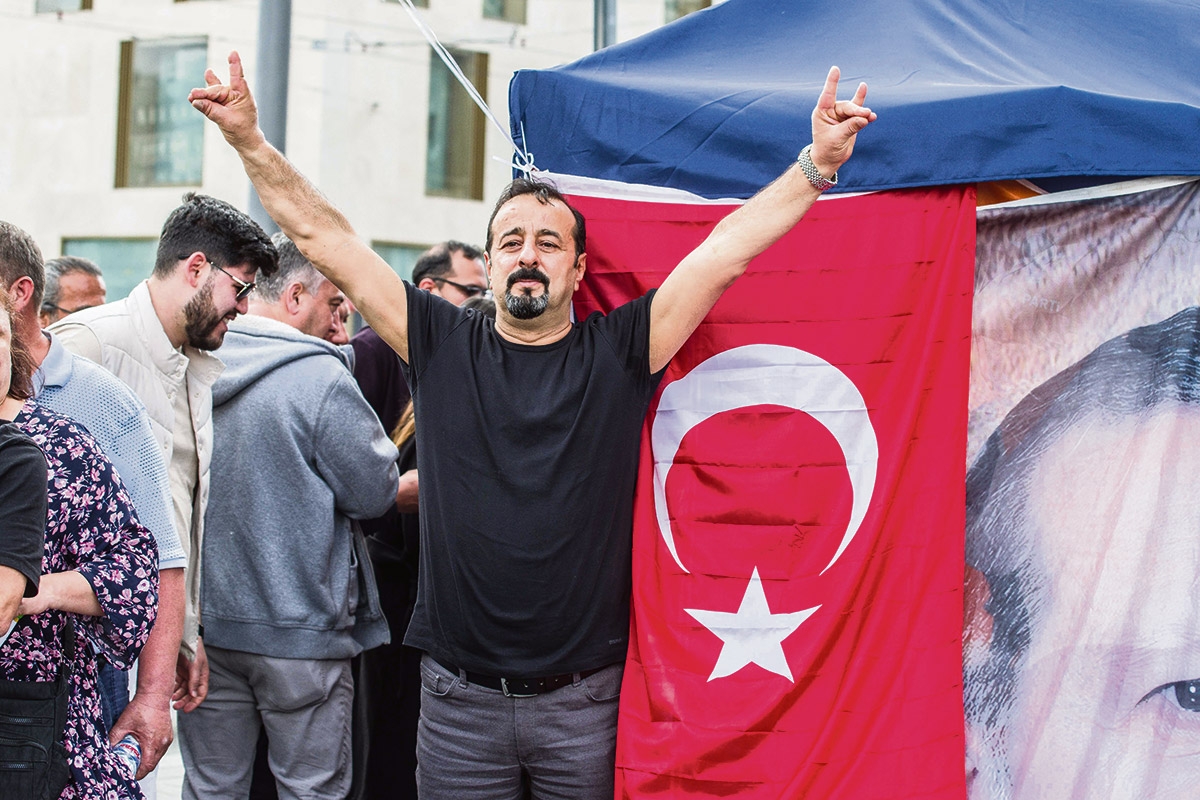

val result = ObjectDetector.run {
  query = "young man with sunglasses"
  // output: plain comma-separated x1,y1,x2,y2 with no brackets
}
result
49,192,276,792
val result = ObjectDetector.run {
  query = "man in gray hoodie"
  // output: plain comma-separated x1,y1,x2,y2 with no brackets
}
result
179,233,399,800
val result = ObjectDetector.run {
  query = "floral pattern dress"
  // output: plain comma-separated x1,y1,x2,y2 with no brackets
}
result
2,401,159,800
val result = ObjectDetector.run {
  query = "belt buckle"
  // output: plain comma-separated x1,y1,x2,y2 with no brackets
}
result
500,677,537,698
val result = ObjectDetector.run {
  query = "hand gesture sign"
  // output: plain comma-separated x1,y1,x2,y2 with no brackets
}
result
188,51,264,153
810,66,876,178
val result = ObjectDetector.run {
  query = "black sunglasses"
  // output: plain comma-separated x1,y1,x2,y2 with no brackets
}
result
433,277,491,298
209,261,256,301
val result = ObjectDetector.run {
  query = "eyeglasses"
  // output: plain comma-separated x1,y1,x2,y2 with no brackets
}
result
433,277,491,298
42,304,98,317
209,262,256,301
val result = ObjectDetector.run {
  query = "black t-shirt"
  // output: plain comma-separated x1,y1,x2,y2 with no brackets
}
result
402,283,664,675
0,421,48,596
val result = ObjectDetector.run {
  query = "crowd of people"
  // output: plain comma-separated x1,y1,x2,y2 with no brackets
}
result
0,50,872,800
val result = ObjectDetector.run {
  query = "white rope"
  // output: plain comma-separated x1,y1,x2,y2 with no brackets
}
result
397,0,536,176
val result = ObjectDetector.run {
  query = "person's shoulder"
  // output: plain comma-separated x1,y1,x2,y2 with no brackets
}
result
54,351,145,413
582,289,656,327
48,298,138,362
52,295,133,332
350,324,384,348
15,402,103,457
0,423,45,469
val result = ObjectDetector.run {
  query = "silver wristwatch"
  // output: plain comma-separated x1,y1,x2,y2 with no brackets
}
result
797,144,837,192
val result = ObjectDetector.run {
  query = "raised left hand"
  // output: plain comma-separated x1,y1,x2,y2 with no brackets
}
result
810,66,877,177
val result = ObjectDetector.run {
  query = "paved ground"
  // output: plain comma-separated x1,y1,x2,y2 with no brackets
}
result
144,710,184,799
156,741,184,799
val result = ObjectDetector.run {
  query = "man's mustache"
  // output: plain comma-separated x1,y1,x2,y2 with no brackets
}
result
506,268,550,291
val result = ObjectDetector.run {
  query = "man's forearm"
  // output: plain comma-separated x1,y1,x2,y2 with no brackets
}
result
135,567,185,700
235,139,356,268
648,163,825,372
706,163,822,272
233,137,410,354
190,51,412,359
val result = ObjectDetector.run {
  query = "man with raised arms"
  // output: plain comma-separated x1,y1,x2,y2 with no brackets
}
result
189,52,874,800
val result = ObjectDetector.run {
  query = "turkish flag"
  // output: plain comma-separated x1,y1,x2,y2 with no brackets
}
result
569,186,975,799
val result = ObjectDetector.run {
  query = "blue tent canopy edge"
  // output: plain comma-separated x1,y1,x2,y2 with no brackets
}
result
509,0,1200,199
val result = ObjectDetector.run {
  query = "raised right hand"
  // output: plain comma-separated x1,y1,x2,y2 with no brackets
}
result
188,50,266,152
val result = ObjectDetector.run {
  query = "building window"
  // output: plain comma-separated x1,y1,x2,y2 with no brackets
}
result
373,242,430,282
425,50,488,201
483,0,525,24
36,0,92,11
62,238,158,302
115,37,208,188
665,0,710,22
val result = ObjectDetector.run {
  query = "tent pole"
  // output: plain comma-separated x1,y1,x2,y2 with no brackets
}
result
594,0,616,50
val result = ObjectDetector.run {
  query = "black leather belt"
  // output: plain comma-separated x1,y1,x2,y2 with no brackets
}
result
433,656,606,698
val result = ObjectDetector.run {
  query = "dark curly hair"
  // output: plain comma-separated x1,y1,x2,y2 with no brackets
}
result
154,192,278,279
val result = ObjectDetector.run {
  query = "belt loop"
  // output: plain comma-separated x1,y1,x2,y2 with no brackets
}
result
572,671,583,687
457,666,469,689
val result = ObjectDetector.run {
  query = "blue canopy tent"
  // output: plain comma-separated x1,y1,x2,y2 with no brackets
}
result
508,0,1200,198
503,4,1200,795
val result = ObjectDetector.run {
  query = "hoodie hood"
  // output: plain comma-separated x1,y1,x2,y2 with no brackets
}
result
212,314,353,406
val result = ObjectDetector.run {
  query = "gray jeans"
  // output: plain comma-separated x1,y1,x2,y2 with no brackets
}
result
416,654,622,800
177,645,354,800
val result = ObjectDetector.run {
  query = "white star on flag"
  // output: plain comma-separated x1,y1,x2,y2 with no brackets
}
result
686,567,819,682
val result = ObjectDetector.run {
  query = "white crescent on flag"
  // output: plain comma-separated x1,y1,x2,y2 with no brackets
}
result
651,344,879,577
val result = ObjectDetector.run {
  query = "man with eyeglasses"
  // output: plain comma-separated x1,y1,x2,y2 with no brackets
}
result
351,240,488,435
49,192,276,795
38,256,107,327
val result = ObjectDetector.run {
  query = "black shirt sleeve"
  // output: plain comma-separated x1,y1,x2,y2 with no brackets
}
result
0,424,48,596
403,281,475,390
592,288,664,393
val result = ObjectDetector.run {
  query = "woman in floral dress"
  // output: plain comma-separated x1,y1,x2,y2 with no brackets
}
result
0,298,160,799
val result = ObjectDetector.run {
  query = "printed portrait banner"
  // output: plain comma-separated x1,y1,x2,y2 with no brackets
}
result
569,186,977,798
965,178,1200,799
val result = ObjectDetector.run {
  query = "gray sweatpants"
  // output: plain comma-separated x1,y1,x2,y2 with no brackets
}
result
177,645,353,800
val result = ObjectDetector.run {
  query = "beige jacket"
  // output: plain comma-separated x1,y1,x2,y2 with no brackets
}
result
51,280,222,655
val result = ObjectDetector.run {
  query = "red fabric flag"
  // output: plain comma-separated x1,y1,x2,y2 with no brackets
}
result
569,186,976,799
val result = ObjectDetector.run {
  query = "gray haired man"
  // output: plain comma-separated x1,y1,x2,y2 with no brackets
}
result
178,233,399,799
39,255,106,327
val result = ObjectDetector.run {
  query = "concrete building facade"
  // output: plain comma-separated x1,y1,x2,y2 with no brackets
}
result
0,0,712,299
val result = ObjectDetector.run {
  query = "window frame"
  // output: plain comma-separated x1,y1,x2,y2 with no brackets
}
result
114,36,209,189
424,49,489,202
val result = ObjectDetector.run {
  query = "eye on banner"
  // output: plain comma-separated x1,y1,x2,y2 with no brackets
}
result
965,179,1200,800
569,186,976,799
